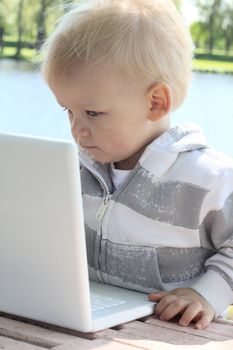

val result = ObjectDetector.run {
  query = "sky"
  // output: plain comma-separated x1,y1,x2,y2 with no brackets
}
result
182,0,199,24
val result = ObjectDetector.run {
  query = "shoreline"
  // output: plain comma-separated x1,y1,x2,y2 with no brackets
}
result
193,68,233,75
0,55,233,75
192,59,233,75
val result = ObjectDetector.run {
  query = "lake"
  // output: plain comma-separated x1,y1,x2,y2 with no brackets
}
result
0,59,233,158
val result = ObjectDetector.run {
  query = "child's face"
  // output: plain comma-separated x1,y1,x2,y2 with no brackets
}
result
49,64,157,169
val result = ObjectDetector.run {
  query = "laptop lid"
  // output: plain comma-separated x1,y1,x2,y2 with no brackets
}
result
0,133,93,332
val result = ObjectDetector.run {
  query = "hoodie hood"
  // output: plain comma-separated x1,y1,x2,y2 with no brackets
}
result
139,123,209,180
144,123,209,156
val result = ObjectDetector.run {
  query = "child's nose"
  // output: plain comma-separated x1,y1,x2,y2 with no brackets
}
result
71,118,90,140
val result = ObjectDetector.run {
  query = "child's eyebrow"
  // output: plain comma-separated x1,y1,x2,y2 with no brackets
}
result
57,99,104,109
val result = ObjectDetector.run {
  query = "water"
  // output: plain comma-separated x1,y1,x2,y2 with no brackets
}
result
0,59,233,157
172,73,233,158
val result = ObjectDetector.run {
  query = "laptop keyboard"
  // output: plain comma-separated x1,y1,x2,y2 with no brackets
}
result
91,293,126,312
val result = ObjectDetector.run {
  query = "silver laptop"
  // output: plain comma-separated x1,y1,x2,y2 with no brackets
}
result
0,132,155,333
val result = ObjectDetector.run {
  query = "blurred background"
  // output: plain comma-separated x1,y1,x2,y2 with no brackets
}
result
0,0,233,157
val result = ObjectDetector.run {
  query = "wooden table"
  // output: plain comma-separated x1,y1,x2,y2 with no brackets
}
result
0,314,232,350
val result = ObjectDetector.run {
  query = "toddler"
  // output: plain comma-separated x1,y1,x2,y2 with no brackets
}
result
41,0,233,330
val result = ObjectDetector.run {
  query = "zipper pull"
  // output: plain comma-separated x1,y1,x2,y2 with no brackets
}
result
96,194,111,221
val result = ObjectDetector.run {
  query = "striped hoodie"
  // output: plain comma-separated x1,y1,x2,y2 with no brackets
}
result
79,123,233,316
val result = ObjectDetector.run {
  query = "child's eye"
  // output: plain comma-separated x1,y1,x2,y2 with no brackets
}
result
62,108,102,117
86,110,102,117
62,107,72,115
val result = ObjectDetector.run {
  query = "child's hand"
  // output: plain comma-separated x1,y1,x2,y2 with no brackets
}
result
148,288,215,330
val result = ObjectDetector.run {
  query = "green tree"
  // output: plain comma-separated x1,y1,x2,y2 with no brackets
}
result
221,1,233,53
0,0,14,37
0,0,75,56
196,0,222,52
15,0,25,57
0,0,5,26
0,1,5,53
173,0,182,11
190,21,208,49
36,0,57,50
36,0,75,48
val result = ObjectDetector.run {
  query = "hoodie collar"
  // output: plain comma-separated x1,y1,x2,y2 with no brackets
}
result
79,123,209,189
78,148,113,193
138,123,209,179
146,123,208,154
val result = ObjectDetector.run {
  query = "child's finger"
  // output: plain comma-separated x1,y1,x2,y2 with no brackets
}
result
159,298,188,321
148,291,168,302
179,302,202,327
194,312,214,330
155,295,178,316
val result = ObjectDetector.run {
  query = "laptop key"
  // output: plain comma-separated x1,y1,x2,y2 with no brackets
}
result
91,293,126,312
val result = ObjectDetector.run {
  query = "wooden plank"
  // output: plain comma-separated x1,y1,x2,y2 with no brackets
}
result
53,338,144,350
0,317,138,350
0,335,46,350
96,321,233,350
0,317,144,350
0,314,232,350
98,331,233,350
0,326,57,349
0,334,135,350
120,320,230,344
0,316,143,350
210,319,233,337
145,318,233,340
95,328,178,350
0,316,96,348
0,314,95,341
0,316,66,346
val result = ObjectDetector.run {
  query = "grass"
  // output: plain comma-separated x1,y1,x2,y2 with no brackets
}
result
0,47,36,61
195,47,233,56
192,59,233,74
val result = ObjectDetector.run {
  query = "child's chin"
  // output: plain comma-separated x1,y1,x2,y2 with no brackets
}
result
84,150,109,164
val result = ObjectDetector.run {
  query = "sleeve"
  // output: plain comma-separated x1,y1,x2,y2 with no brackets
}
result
191,166,233,316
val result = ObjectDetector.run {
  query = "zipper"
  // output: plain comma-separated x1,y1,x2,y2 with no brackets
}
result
79,155,112,282
96,193,111,221
91,171,111,283
89,170,111,222
93,173,111,221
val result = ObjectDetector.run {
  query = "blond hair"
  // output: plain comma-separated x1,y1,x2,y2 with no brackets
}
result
41,0,194,110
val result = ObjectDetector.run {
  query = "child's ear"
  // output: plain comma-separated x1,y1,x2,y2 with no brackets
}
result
146,83,172,121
